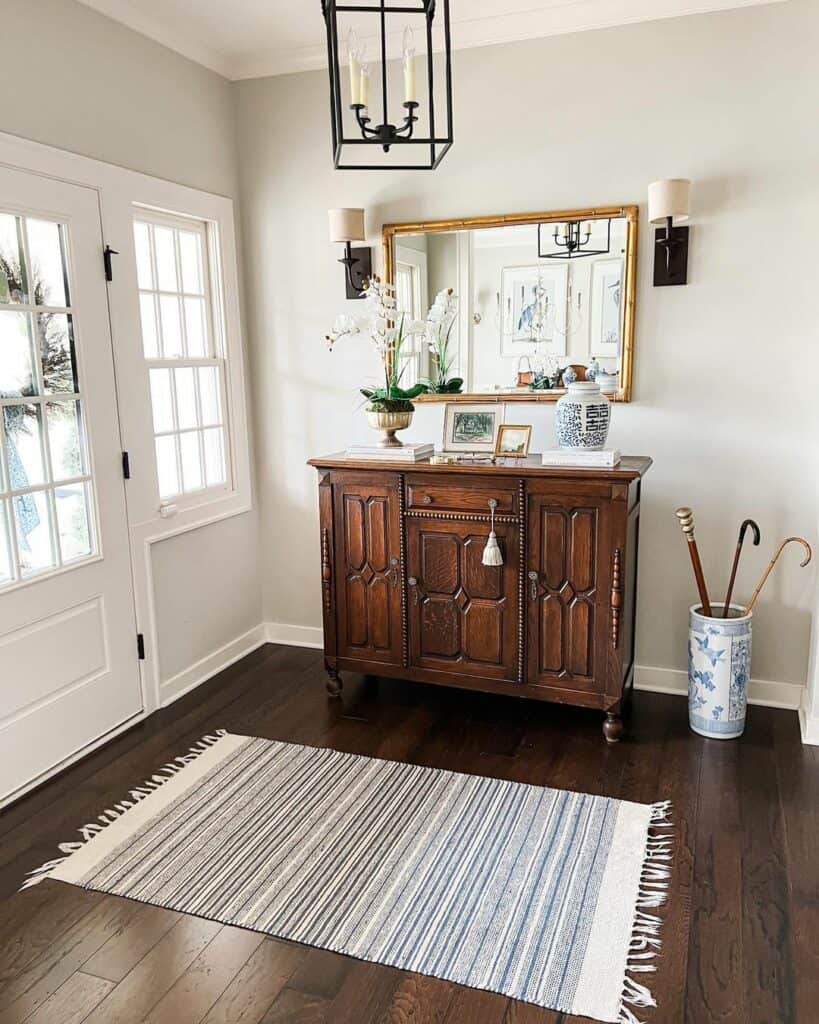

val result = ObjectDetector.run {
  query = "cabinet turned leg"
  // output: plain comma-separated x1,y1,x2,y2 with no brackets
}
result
325,666,343,699
603,712,625,744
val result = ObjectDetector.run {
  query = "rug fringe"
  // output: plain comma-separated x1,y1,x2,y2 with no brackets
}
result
20,730,227,891
617,800,673,1024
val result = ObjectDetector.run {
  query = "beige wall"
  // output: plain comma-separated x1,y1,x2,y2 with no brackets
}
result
236,0,818,687
0,0,262,687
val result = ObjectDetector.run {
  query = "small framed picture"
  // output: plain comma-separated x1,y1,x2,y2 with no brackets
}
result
495,424,532,458
443,403,503,453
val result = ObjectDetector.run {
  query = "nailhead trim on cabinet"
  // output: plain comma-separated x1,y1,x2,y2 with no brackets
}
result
611,547,623,649
406,510,520,524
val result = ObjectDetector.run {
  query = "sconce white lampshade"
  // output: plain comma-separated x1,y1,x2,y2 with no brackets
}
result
328,208,366,243
648,179,691,224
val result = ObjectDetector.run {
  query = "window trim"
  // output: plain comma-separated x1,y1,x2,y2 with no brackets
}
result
133,207,234,510
0,129,253,718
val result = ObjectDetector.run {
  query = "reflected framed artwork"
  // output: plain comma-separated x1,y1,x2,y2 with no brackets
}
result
590,257,624,357
500,264,568,357
442,403,503,453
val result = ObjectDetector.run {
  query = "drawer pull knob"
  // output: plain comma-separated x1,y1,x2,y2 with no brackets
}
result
423,495,433,504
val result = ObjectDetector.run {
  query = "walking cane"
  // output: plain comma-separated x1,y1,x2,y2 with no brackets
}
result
675,507,713,617
722,519,761,617
743,537,812,616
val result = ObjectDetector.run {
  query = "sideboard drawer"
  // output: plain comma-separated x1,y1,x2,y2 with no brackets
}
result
406,476,518,516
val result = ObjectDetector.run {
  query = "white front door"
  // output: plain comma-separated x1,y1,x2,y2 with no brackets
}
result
0,165,142,805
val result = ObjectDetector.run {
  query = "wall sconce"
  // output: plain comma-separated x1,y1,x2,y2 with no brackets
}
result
648,179,691,286
328,208,372,299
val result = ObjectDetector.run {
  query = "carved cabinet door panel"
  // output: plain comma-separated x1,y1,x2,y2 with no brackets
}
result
406,518,519,681
526,493,613,694
333,475,403,665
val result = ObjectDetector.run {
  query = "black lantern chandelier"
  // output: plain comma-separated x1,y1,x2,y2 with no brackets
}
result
321,1,453,170
538,219,612,260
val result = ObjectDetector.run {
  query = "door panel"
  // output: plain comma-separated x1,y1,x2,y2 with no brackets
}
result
334,477,402,665
407,518,518,681
0,166,142,804
527,493,611,693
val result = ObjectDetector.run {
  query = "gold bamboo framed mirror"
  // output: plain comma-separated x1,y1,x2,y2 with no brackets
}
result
383,206,638,403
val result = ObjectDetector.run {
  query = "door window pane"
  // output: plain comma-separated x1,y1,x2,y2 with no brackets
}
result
0,501,12,583
55,482,92,563
149,368,174,433
38,313,78,393
180,431,203,491
26,218,69,308
4,404,46,487
15,489,55,577
46,400,85,480
159,295,183,357
154,226,178,291
155,435,179,498
0,213,28,304
0,207,97,588
0,310,37,396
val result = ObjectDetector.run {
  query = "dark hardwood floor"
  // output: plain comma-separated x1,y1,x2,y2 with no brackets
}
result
0,643,816,1023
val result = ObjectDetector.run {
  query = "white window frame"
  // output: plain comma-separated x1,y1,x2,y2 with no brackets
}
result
0,130,252,717
133,207,233,507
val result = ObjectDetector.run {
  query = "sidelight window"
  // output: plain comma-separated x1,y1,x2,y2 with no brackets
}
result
133,211,230,502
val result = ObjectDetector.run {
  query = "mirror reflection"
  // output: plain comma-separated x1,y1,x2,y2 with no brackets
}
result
386,209,636,401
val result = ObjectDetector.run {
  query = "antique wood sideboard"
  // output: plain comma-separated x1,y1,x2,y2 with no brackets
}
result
308,454,651,742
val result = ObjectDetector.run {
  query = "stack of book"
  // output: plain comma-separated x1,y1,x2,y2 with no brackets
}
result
541,448,621,468
345,442,435,462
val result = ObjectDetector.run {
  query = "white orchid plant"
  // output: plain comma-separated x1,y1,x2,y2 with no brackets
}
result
420,287,462,394
326,275,427,412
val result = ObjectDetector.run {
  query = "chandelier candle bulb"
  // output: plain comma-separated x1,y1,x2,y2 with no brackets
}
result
360,64,370,109
403,26,416,103
347,29,361,106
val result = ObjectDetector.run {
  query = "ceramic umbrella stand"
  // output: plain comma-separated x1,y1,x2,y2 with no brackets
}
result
688,604,752,739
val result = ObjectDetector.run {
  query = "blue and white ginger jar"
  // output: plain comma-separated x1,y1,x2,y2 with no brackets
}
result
555,381,611,450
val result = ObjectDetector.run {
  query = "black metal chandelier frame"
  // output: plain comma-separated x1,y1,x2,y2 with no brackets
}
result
322,0,453,170
538,218,612,260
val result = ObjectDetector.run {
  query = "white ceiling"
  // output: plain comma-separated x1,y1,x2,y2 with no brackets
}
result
77,0,787,81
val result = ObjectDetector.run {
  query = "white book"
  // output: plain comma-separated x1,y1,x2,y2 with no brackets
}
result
541,448,621,468
345,443,435,461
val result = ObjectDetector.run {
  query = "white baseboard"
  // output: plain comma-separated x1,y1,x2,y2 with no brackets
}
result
634,664,802,710
258,624,805,712
160,624,268,707
265,622,323,649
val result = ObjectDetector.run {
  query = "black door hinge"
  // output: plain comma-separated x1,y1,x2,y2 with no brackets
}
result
137,633,145,660
121,451,131,480
103,244,119,282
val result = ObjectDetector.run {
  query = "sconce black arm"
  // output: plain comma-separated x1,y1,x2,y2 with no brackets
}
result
337,241,373,299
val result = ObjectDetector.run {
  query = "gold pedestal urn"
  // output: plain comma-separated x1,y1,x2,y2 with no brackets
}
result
366,408,414,447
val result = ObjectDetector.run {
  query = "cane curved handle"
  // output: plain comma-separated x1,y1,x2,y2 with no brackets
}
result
779,536,813,568
738,519,761,547
743,536,813,615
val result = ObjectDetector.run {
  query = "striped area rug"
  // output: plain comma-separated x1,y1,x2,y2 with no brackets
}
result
25,732,672,1024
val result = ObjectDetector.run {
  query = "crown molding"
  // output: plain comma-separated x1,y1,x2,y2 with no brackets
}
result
77,0,235,78
78,0,789,82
